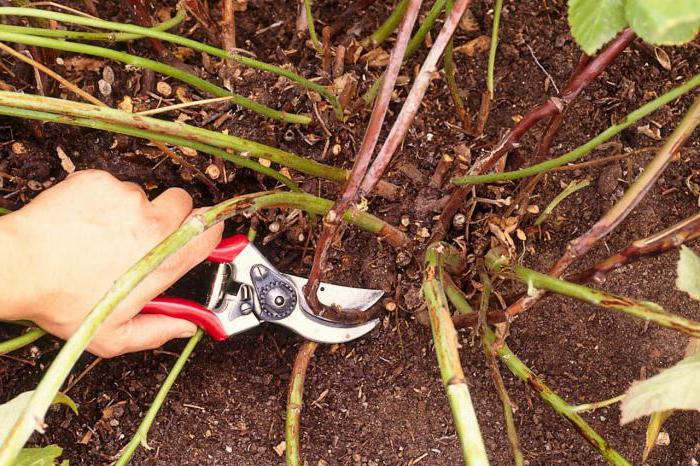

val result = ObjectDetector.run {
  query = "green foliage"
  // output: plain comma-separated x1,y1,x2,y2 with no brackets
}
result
15,446,68,466
676,246,700,300
620,248,700,424
1,391,77,442
568,0,627,55
567,0,700,54
625,0,700,46
620,345,700,423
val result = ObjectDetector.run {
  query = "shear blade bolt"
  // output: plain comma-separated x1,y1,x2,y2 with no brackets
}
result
252,265,268,280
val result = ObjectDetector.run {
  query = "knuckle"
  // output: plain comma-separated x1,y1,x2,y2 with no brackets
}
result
75,169,118,185
122,184,148,207
169,187,192,203
90,342,122,358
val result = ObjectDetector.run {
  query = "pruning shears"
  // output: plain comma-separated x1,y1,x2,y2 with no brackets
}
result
141,235,383,344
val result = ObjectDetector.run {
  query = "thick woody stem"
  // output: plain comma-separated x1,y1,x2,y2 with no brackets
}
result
571,212,700,284
303,0,422,309
285,341,318,466
550,94,700,277
469,30,635,177
423,243,490,466
505,94,700,318
533,54,590,160
359,0,471,195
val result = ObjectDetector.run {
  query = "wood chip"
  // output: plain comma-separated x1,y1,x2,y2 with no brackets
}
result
102,66,115,85
179,146,198,157
361,48,391,68
56,146,76,173
459,8,480,32
454,35,490,57
98,79,112,96
637,124,662,140
118,96,133,113
11,142,27,154
62,57,105,71
156,81,173,97
653,47,671,71
206,164,221,179
273,441,286,457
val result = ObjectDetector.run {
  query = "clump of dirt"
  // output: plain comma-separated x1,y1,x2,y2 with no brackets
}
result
1,1,700,465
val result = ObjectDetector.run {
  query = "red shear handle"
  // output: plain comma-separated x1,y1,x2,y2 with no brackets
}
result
207,234,249,263
142,297,228,341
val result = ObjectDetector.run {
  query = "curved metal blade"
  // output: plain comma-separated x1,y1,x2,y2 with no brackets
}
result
275,308,380,343
284,274,384,311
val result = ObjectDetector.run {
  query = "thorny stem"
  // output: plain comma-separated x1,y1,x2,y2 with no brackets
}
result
0,8,185,41
0,42,221,198
359,0,471,195
0,102,300,192
0,327,46,355
453,73,700,185
486,0,503,97
444,0,470,131
442,271,630,465
478,274,524,466
114,329,204,466
361,0,409,48
532,54,590,161
362,0,448,106
0,91,342,182
507,55,592,216
303,0,421,312
251,193,407,247
285,341,318,466
302,0,321,51
504,92,700,319
502,262,700,339
0,31,311,124
549,94,700,278
571,212,700,284
461,29,635,179
0,7,343,118
423,243,490,466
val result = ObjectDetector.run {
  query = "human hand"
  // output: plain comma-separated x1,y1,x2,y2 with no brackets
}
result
0,170,223,357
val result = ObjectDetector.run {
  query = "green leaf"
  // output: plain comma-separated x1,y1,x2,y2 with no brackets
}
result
642,410,673,462
15,445,65,466
0,391,78,443
621,346,700,424
640,339,700,460
625,0,700,46
567,0,627,54
676,246,700,301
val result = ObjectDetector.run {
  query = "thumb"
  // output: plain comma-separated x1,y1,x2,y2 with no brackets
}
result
89,314,197,357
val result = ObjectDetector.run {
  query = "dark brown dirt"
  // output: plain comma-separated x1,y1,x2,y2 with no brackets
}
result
1,0,700,465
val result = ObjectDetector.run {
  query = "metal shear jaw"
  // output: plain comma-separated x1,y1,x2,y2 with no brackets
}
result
203,236,383,344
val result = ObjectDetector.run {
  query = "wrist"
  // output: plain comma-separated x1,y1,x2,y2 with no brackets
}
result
0,214,37,320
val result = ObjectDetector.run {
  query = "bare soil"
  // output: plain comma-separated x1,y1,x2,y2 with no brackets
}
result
1,0,700,465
